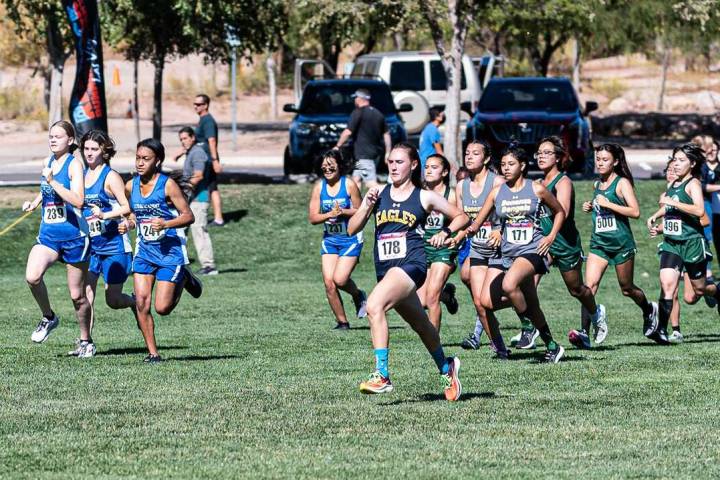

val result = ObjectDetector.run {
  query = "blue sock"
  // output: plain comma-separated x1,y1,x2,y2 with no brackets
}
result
473,316,485,340
374,348,389,378
431,347,449,375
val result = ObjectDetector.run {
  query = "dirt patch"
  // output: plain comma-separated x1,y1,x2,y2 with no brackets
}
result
0,187,38,207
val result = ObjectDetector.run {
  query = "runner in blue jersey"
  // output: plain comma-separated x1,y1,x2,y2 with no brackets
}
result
119,139,199,363
466,145,567,363
308,150,367,330
72,130,137,357
348,143,468,400
22,121,92,351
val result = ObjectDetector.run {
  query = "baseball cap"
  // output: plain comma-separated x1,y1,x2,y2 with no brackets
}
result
351,89,371,100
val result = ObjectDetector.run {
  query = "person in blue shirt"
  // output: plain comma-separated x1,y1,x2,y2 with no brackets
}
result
419,107,445,173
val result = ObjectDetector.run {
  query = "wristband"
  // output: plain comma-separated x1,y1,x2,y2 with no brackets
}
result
441,226,452,235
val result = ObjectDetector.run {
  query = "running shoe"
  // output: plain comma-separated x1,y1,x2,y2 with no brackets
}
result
509,331,522,347
359,371,393,394
353,290,368,318
68,338,83,356
593,305,609,344
31,314,59,343
441,283,459,315
198,267,219,276
648,328,670,345
544,345,565,364
208,220,225,228
493,348,511,360
643,301,659,337
460,333,480,350
442,357,462,401
515,328,539,349
704,284,718,308
568,329,592,349
183,267,203,298
333,322,350,330
143,354,162,363
78,341,96,358
668,330,684,344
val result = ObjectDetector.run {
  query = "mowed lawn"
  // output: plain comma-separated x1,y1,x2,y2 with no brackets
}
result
1,180,720,479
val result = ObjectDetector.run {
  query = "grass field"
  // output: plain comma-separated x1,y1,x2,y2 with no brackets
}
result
2,180,720,479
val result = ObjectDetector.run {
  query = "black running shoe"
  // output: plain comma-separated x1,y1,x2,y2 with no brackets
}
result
183,267,203,298
648,328,670,345
516,328,539,349
643,301,659,337
460,334,480,350
441,283,459,315
544,345,565,364
333,322,350,330
143,354,162,363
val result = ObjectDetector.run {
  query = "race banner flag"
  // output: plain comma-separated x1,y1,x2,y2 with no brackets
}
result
63,0,108,135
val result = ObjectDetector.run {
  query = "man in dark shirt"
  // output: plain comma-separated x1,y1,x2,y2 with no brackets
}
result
334,88,391,189
191,94,225,226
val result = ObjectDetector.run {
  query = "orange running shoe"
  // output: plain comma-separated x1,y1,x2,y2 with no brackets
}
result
359,371,393,394
442,357,462,401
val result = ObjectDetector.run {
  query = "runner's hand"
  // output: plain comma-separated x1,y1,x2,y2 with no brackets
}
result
429,231,449,248
22,201,36,212
42,167,54,184
364,188,380,208
91,205,103,219
150,218,166,232
582,201,593,213
118,220,129,234
488,230,502,248
537,234,555,256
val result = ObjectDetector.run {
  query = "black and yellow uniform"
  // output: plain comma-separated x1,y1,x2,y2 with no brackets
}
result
539,173,583,272
589,176,636,265
658,178,709,279
422,186,457,268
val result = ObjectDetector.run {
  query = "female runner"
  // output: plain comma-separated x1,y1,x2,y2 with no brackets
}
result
22,120,92,354
582,144,657,341
451,141,509,356
348,143,468,400
646,143,720,344
534,136,606,349
308,150,367,330
466,145,567,363
416,153,459,331
72,130,136,357
119,139,199,362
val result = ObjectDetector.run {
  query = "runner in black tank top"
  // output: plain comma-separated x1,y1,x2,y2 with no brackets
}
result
465,145,567,363
347,143,468,400
452,140,510,358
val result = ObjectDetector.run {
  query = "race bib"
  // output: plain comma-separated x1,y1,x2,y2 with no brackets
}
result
139,219,166,242
506,222,533,245
324,221,347,236
87,217,106,237
595,214,617,233
664,217,682,236
425,211,444,230
476,222,492,243
43,203,66,224
377,232,407,261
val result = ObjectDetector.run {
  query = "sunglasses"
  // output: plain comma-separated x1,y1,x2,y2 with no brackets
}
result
193,102,206,107
321,166,337,172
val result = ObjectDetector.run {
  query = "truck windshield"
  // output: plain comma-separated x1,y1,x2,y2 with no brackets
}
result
478,81,578,112
299,84,396,115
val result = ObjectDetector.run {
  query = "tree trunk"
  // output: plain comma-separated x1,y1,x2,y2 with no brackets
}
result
46,12,66,127
393,32,404,51
657,41,670,111
441,0,467,181
133,58,140,142
152,54,164,140
266,56,277,120
572,37,581,91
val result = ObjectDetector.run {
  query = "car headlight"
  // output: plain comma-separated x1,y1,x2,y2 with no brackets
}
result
296,122,316,136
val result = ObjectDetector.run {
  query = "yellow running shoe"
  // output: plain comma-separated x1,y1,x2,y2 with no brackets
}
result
359,371,393,394
442,357,462,401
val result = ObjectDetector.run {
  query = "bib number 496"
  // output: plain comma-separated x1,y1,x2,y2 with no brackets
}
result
664,218,682,236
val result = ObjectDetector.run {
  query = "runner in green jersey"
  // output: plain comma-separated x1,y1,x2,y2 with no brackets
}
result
646,143,720,344
534,136,606,350
416,154,459,330
582,144,658,343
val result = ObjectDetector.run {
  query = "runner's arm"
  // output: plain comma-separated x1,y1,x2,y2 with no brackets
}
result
98,171,132,220
597,178,640,218
308,181,335,224
45,158,85,208
535,182,566,255
347,186,383,235
465,186,499,235
153,178,194,230
659,179,705,218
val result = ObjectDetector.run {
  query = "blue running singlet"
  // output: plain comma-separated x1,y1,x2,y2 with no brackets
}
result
39,154,87,242
131,174,188,267
83,165,132,255
320,176,362,243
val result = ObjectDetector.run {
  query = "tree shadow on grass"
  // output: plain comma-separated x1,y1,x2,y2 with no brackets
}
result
222,209,248,224
349,326,405,331
218,268,248,274
379,391,496,406
616,335,720,348
169,354,244,362
96,345,189,356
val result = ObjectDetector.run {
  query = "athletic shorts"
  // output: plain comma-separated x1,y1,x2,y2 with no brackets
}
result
457,239,471,266
89,252,132,284
589,247,636,266
352,159,378,183
37,235,90,264
132,256,186,284
207,166,218,192
424,245,457,268
470,256,505,269
658,237,708,280
549,248,583,273
321,235,362,257
377,263,427,290
503,253,549,275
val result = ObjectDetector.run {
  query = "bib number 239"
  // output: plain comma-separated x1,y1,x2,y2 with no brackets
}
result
378,233,407,261
43,203,66,224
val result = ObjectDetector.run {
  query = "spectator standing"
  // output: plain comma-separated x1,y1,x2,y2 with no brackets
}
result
193,94,225,227
334,88,391,189
419,108,445,173
178,127,218,276
694,135,720,278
